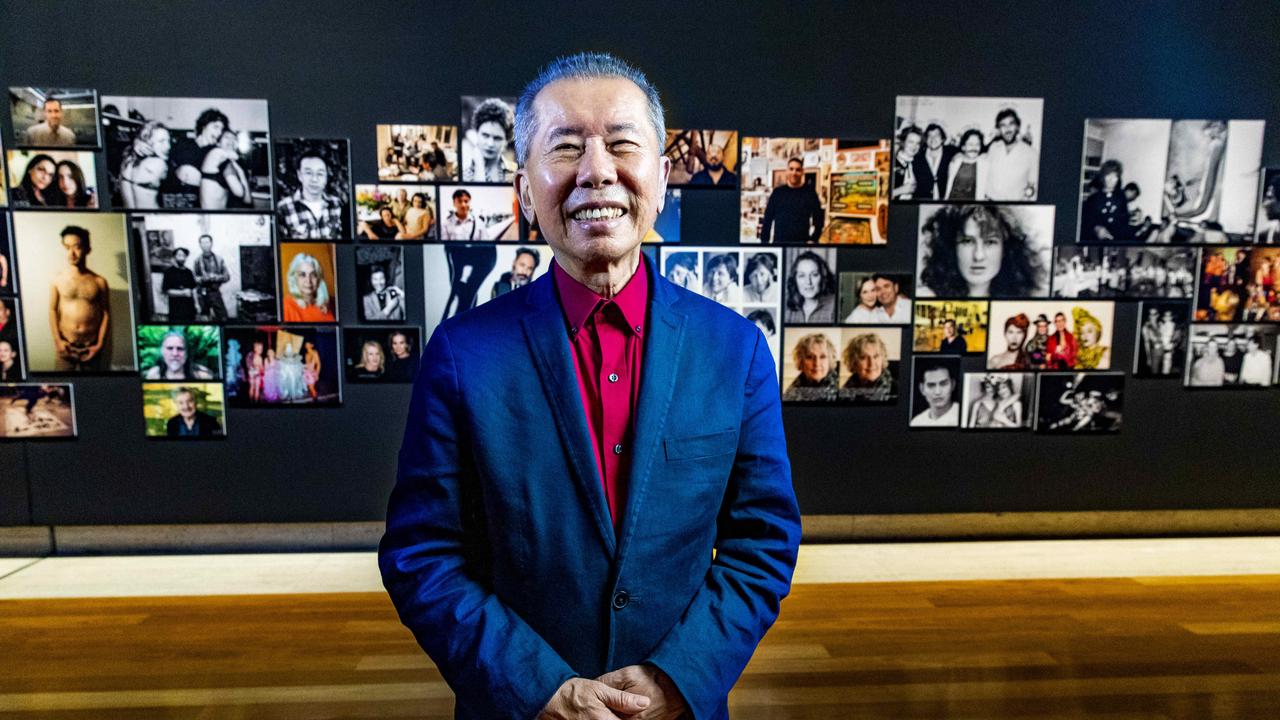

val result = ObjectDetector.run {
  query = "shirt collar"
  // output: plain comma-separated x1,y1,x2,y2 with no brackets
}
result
552,254,649,337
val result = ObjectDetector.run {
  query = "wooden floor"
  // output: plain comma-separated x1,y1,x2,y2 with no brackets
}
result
1,576,1278,719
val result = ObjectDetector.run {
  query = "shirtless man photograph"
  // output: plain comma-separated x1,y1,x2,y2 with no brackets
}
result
47,225,110,371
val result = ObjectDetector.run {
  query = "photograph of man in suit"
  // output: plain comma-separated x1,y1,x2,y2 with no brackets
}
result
380,52,801,720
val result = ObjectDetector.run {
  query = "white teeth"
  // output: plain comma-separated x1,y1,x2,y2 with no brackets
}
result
573,207,624,221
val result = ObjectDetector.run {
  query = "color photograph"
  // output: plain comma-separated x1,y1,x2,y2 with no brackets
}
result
0,383,75,439
839,272,912,324
0,215,14,295
781,326,901,404
664,129,739,186
142,382,226,439
1196,246,1280,322
438,185,518,240
460,95,516,183
986,300,1117,370
912,300,988,354
422,244,553,339
9,87,100,148
223,325,341,406
961,372,1034,430
274,138,352,241
354,184,437,241
343,326,421,384
6,150,98,208
376,124,457,181
1184,324,1279,388
1257,167,1280,243
1035,373,1124,433
0,297,24,381
137,325,222,381
279,242,338,323
915,203,1053,298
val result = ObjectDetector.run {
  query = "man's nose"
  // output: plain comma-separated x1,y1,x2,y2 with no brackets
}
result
576,139,617,188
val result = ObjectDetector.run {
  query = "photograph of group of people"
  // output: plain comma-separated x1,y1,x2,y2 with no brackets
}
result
6,149,99,208
376,124,457,182
9,87,99,148
1258,168,1280,243
781,326,901,403
1052,245,1197,299
141,382,226,439
0,383,75,438
1196,247,1280,321
354,185,438,241
664,129,739,186
102,96,272,211
893,96,1044,202
342,326,420,384
133,213,277,325
421,244,554,339
915,203,1053,298
1078,118,1265,243
222,325,340,406
1184,324,1278,388
839,272,912,324
1134,301,1190,378
1035,373,1124,433
913,300,988,354
273,138,351,241
985,300,1116,371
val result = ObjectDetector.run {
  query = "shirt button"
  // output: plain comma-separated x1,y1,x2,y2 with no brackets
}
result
613,444,623,455
634,325,642,333
612,590,630,610
608,373,619,383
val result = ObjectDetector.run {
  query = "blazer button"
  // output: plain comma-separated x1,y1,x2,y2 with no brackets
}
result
612,590,630,610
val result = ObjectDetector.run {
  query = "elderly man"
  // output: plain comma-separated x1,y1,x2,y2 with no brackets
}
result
380,52,801,720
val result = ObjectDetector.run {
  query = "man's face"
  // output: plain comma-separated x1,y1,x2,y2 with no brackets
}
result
705,145,723,169
943,321,956,338
173,251,188,267
370,270,386,292
62,236,87,267
200,120,225,145
1055,314,1066,332
162,336,187,371
925,128,944,150
800,344,830,381
856,344,885,382
44,100,63,127
998,116,1019,144
477,120,508,160
785,160,804,188
296,261,319,299
298,157,329,197
875,278,898,305
512,253,536,281
517,76,670,269
453,194,470,220
391,333,409,358
1264,183,1280,220
1147,309,1159,323
175,392,196,419
919,367,953,410
901,132,921,158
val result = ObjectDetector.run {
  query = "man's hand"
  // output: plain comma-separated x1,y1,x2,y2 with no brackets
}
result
596,665,688,720
538,677,650,720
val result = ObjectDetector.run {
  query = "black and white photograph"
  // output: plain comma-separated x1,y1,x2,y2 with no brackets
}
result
137,325,222,381
1052,246,1198,299
912,300,988,354
6,150,99,208
743,305,781,381
1184,324,1279,388
783,247,837,323
1133,301,1190,378
377,124,458,181
893,95,1044,202
460,95,516,183
142,382,226,439
0,383,76,439
0,297,24,381
961,372,1035,430
13,211,137,373
343,326,421,384
274,138,352,241
908,355,961,428
132,213,277,324
9,87,100,148
986,300,1116,371
1077,119,1171,243
839,272,912,324
423,244,554,339
1162,120,1265,243
664,129,739,186
354,185,436,241
355,245,406,323
1035,373,1124,433
782,326,901,404
438,185,518,240
1196,247,1280,322
0,136,7,207
100,95,272,210
1257,167,1280,244
0,215,15,295
222,325,341,407
916,203,1052,298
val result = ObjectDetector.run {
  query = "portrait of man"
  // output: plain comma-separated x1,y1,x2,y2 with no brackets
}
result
381,53,801,720
47,225,111,371
9,87,102,148
422,244,554,340
910,355,961,428
761,157,824,243
460,95,517,182
141,383,226,439
138,326,220,381
663,128,738,186
438,185,518,240
490,246,540,299
274,138,351,240
912,299,989,354
356,246,406,323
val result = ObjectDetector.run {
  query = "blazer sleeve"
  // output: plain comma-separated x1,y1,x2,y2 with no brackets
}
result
378,326,577,719
644,329,802,720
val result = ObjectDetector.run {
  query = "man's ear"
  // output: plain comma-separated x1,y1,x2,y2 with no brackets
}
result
515,170,537,225
655,155,672,214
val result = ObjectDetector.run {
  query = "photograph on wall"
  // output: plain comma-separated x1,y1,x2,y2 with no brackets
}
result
137,325,222,381
100,95,271,210
377,124,457,181
142,382,226,439
892,96,1044,202
13,211,136,372
1035,372,1124,433
1077,119,1170,242
354,184,437,241
343,326,421,383
908,355,961,428
961,372,1035,430
664,129,739,186
0,383,75,439
645,188,681,243
0,136,6,207
1196,247,1280,322
0,298,24,381
274,138,351,241
1133,301,1190,378
279,242,338,323
1184,323,1279,388
423,244,554,338
1162,120,1265,243
740,136,889,244
133,213,276,324
912,299,988,354
355,245,406,323
986,300,1116,370
6,150,99,208
1051,245,1198,299
781,326,901,403
915,203,1052,298
460,95,516,183
1257,167,1279,243
222,325,341,407
782,247,837,324
438,185,518,240
0,215,14,294
743,306,781,381
839,272,912,324
9,87,100,148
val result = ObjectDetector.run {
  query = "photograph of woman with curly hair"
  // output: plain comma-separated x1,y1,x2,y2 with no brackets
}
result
461,96,516,183
783,247,837,324
916,203,1053,298
781,330,840,402
839,328,901,404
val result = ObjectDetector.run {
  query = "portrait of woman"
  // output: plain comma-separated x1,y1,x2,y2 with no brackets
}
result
1079,159,1131,242
743,252,778,303
119,121,172,209
11,153,57,207
918,204,1047,297
54,160,96,208
782,332,838,402
843,276,881,323
784,250,837,324
664,252,700,294
0,339,22,381
841,332,896,402
943,128,988,201
282,250,336,323
989,313,1031,370
703,253,740,305
399,192,435,240
1073,306,1109,370
354,340,385,380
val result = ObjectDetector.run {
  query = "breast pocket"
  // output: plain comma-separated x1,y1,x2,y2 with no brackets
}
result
663,428,738,462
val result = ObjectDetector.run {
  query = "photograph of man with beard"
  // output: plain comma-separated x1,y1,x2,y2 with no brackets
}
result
664,128,738,186
909,355,961,428
490,246,540,299
985,108,1039,200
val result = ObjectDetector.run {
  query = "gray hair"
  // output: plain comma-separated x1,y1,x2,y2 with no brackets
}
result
514,52,665,166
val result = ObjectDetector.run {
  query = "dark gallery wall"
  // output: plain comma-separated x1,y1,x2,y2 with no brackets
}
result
0,1,1278,526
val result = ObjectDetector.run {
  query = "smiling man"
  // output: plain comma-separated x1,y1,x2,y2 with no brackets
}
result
381,52,801,720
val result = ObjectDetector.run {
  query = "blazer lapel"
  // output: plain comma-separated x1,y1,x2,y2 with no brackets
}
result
521,273,617,556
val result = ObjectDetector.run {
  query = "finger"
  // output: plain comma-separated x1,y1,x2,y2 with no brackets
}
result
598,686,650,714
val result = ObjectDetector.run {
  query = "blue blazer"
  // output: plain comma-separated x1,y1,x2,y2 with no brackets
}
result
380,256,801,720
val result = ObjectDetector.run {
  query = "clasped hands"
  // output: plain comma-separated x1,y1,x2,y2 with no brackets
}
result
538,664,688,720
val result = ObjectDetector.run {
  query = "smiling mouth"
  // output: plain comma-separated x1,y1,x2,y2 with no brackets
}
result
570,207,627,222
